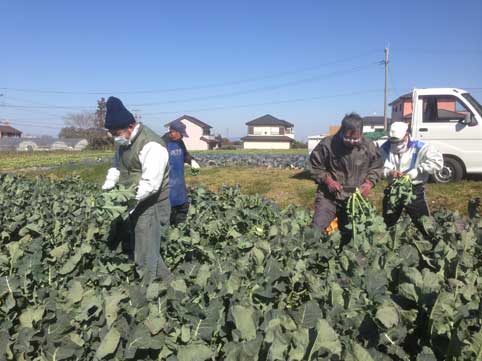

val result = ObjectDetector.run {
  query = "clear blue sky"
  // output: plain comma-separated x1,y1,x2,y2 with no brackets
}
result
1,0,481,140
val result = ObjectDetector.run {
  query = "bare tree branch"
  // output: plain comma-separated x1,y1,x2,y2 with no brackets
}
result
63,111,96,129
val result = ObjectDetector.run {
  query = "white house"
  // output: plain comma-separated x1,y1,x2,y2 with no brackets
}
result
308,134,329,154
0,137,88,151
362,116,389,133
241,114,295,150
165,115,219,151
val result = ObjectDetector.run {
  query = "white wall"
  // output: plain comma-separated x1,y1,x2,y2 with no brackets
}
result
252,126,279,135
308,136,324,154
251,126,295,137
363,125,385,133
243,141,291,150
173,119,209,151
74,139,89,150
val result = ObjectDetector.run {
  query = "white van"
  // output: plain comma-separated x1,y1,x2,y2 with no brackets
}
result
409,88,482,182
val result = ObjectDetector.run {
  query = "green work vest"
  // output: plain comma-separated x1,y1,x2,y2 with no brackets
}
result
118,124,169,202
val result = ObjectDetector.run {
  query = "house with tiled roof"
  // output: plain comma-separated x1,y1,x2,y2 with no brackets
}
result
241,114,295,149
0,122,22,138
165,115,219,150
362,116,389,132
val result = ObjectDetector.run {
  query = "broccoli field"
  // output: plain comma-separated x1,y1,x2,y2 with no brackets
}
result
1,174,481,360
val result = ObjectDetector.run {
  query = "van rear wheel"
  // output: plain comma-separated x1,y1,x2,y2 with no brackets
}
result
433,157,464,183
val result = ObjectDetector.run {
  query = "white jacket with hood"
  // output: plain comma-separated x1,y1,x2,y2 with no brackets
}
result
380,138,444,185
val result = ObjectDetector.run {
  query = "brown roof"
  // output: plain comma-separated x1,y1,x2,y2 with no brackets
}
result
241,135,295,142
389,92,412,106
200,136,220,144
166,115,212,129
363,116,390,126
0,125,22,135
329,125,340,135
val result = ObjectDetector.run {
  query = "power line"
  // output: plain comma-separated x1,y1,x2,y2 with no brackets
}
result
141,88,399,117
0,118,65,128
3,88,397,129
0,119,62,130
0,61,380,111
0,99,71,119
0,103,94,110
393,47,482,55
132,62,380,107
0,50,381,95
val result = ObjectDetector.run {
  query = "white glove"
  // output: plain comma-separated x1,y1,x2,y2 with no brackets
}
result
406,168,418,180
191,160,200,170
102,180,117,191
102,168,120,190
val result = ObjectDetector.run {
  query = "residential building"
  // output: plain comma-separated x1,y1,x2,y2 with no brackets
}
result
0,122,22,138
165,115,219,151
326,116,388,136
241,114,295,149
309,116,388,153
308,134,329,154
362,116,388,133
0,137,88,151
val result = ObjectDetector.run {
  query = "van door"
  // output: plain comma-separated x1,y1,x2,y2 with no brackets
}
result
414,93,482,174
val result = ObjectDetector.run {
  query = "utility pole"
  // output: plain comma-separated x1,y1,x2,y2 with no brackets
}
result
384,47,389,132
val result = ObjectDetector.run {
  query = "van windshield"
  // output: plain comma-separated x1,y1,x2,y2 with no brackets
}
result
463,93,482,116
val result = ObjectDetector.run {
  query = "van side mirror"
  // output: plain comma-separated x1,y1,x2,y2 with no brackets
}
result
460,113,478,127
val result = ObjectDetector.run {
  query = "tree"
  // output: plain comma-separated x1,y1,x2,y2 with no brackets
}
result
292,140,308,149
58,127,113,149
63,111,96,129
95,97,107,128
59,98,112,149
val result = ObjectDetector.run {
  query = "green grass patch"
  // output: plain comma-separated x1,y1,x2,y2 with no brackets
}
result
0,150,112,170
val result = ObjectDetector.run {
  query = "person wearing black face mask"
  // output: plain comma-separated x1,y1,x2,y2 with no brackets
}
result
309,112,383,242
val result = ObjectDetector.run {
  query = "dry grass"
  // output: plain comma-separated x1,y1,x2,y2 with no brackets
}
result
186,167,482,215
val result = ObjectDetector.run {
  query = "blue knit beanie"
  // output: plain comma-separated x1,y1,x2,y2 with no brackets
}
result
104,97,136,130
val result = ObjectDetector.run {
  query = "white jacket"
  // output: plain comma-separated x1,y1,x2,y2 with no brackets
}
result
102,124,169,201
380,138,443,185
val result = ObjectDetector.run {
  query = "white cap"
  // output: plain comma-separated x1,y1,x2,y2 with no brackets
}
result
389,121,409,140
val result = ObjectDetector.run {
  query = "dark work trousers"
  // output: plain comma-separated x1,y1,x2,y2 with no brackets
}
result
128,196,173,283
170,202,190,226
312,190,351,245
382,183,431,240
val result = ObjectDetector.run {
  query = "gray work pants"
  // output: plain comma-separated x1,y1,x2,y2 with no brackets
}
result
130,197,172,283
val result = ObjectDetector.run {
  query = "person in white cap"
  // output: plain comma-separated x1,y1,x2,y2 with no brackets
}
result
380,121,443,239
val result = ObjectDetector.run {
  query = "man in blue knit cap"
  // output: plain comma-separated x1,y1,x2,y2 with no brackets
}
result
102,96,173,283
161,120,200,226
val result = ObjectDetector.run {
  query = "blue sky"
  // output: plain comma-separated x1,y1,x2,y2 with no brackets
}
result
1,0,481,140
